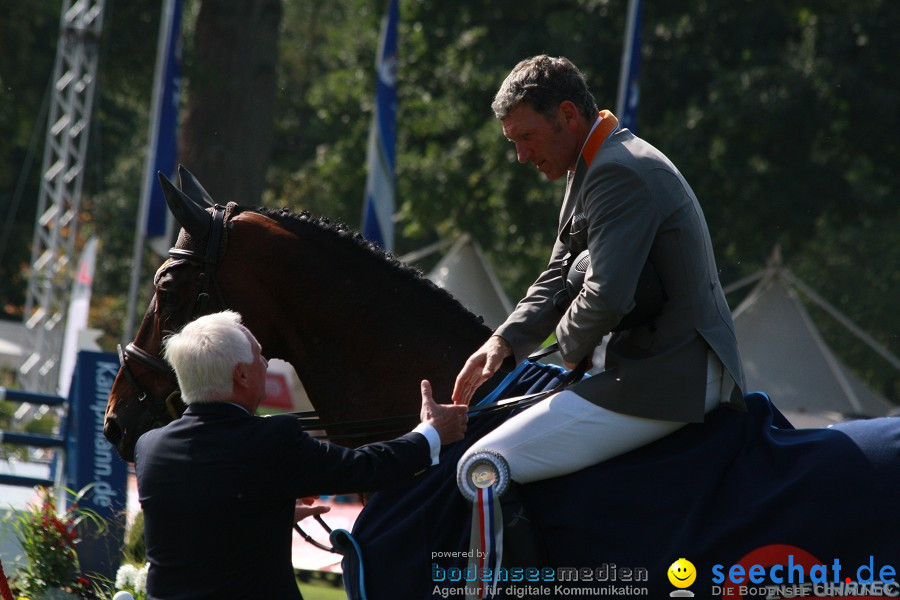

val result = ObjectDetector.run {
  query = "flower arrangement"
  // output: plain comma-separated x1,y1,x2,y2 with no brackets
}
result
113,563,148,600
4,486,106,599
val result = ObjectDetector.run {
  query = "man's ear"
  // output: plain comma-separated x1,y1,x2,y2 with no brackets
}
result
233,363,249,390
558,100,580,128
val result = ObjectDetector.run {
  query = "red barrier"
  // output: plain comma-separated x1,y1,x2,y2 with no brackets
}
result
0,559,15,600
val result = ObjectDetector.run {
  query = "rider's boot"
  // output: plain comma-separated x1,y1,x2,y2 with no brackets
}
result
500,482,547,569
499,483,551,599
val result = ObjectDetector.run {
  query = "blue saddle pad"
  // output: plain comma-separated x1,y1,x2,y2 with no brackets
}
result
343,362,900,598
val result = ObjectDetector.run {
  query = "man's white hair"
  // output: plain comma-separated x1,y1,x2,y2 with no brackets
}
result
163,310,254,404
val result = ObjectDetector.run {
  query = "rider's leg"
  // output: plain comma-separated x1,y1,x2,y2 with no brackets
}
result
459,351,724,484
455,353,725,581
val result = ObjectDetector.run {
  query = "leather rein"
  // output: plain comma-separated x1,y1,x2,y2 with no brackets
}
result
291,342,588,440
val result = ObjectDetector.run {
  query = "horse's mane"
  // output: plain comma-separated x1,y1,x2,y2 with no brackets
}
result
240,205,490,328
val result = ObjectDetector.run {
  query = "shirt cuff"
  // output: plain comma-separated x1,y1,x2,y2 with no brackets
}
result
412,422,441,466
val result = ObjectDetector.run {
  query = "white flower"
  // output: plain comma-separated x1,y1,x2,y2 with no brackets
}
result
115,563,138,589
134,562,150,593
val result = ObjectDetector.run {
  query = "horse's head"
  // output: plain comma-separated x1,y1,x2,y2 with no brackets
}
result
104,167,230,461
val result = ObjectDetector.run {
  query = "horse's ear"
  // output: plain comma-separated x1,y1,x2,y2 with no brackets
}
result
177,165,215,207
158,172,210,240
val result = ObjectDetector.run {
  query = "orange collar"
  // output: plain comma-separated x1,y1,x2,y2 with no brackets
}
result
581,110,619,167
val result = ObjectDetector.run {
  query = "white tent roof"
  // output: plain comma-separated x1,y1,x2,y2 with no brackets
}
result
424,235,514,329
731,266,894,424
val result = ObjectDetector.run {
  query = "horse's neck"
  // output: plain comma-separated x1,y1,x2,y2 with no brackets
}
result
290,275,491,427
230,216,492,429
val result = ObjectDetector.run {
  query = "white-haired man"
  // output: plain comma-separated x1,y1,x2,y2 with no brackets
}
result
135,310,468,600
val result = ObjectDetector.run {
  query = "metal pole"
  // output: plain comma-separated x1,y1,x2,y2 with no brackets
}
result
124,0,176,343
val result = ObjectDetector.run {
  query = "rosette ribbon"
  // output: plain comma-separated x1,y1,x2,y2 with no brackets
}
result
457,450,510,600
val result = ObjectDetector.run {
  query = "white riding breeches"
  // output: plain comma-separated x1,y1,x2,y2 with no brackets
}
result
458,352,726,484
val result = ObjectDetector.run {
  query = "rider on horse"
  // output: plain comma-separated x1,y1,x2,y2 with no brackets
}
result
452,55,747,565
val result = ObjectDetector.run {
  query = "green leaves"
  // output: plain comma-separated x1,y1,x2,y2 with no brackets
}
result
4,486,108,597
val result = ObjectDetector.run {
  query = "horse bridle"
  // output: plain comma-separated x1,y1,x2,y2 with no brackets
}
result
116,204,229,422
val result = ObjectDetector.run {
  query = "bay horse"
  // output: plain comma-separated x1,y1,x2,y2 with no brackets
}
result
106,168,900,599
104,167,498,463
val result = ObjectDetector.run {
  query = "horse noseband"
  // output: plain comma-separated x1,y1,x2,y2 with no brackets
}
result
117,342,177,424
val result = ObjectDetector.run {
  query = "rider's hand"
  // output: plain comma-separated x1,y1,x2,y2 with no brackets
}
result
564,357,593,371
419,380,468,445
294,497,330,523
451,335,512,406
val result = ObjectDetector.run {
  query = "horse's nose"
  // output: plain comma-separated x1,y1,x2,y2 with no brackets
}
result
103,415,122,447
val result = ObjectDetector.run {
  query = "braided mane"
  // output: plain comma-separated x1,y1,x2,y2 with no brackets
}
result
237,205,487,326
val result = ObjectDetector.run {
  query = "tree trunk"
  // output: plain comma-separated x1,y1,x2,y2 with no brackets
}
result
178,0,282,206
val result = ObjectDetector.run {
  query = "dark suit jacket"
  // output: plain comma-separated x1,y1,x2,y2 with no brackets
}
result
495,112,746,422
135,402,430,599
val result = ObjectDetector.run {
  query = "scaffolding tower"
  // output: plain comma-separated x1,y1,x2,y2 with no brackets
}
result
20,0,106,394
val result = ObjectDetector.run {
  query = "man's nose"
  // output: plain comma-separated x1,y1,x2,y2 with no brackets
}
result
515,143,531,164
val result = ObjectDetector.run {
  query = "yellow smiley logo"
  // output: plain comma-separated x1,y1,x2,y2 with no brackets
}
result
668,558,697,588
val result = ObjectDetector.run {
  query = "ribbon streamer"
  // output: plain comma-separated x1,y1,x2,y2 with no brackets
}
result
466,484,503,599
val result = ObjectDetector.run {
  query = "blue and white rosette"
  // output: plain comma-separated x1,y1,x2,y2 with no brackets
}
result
457,450,510,600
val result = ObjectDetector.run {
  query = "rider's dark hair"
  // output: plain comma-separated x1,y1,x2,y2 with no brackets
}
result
491,55,599,122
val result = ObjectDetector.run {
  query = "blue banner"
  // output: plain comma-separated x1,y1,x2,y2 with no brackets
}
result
146,0,184,237
66,350,128,579
618,0,642,133
361,0,398,251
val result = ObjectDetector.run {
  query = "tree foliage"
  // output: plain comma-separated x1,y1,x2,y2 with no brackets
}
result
0,0,60,316
0,0,896,401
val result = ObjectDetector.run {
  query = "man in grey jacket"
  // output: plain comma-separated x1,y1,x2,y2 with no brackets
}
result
453,55,746,485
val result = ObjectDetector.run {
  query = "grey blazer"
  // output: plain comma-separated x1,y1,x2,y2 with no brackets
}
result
495,117,745,422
